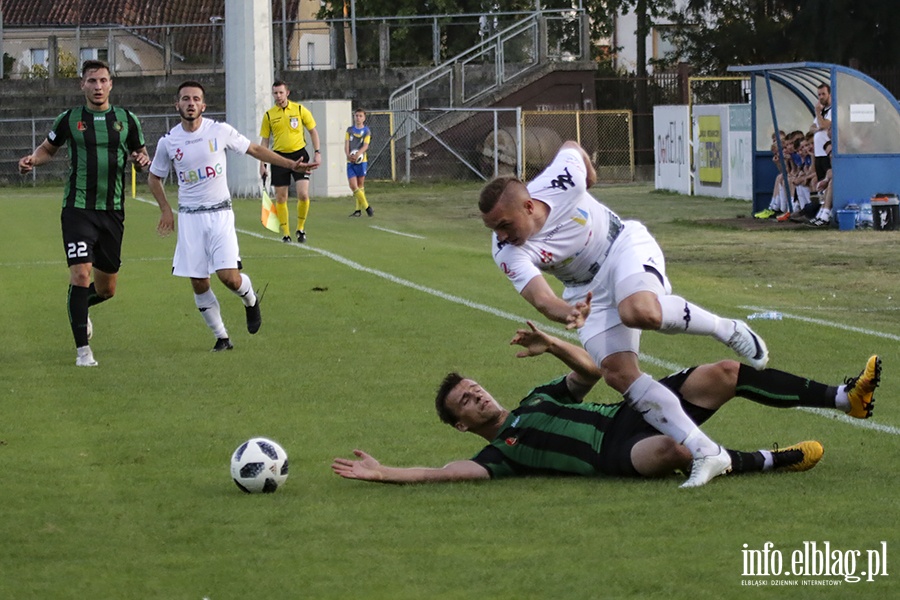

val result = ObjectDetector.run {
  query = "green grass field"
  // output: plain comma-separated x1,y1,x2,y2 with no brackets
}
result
2,181,899,599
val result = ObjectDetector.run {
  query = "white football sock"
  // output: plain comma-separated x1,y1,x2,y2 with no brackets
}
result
835,385,850,412
760,450,775,470
233,274,257,307
195,290,228,339
657,295,734,342
624,374,719,458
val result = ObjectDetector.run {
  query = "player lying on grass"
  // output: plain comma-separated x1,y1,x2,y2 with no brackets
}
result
333,322,880,484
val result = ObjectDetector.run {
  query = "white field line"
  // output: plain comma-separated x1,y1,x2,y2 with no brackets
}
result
131,197,898,436
741,305,900,342
369,225,426,239
0,256,173,267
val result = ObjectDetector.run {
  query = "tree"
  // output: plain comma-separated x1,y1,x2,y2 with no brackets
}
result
789,0,899,69
663,0,899,73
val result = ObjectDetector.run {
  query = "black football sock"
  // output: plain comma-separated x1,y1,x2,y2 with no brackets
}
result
725,449,765,474
68,284,91,347
87,282,109,307
735,364,837,409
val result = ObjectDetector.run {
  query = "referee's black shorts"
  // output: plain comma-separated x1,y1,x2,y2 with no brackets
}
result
271,148,310,186
60,207,125,273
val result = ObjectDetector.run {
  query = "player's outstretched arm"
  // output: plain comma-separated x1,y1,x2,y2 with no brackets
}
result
246,143,302,172
511,320,601,396
520,278,591,330
332,450,490,483
559,140,597,188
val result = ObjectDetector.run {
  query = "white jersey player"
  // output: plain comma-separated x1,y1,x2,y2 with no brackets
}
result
148,81,313,351
480,141,769,488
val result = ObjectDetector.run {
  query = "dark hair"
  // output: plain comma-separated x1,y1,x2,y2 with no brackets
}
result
273,80,289,90
478,176,521,214
435,372,464,425
81,59,110,78
354,108,366,116
817,82,831,94
177,81,206,100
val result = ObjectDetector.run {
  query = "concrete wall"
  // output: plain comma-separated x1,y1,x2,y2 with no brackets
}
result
0,68,432,119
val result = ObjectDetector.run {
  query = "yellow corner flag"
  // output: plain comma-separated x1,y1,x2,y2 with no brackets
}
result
260,176,280,233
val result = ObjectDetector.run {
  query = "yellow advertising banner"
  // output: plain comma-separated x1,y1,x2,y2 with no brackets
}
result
698,115,722,185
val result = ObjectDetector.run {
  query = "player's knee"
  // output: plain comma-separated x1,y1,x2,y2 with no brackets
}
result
713,360,741,388
634,437,691,477
598,365,639,394
217,272,241,290
618,302,662,330
653,437,691,471
665,440,693,469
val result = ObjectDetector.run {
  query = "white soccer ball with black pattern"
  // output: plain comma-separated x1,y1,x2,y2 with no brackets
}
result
230,437,289,493
350,149,364,164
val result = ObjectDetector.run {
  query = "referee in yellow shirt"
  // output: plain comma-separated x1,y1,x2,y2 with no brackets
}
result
258,81,321,243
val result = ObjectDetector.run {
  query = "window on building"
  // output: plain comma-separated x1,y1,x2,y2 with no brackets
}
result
80,48,109,63
30,48,49,68
652,25,678,61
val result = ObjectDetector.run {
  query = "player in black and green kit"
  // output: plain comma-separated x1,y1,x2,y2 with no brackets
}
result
333,322,880,484
18,60,150,367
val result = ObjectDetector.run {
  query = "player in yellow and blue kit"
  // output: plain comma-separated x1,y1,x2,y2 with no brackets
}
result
345,108,373,217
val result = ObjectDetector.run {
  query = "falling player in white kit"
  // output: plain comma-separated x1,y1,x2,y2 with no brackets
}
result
148,81,315,351
479,141,769,488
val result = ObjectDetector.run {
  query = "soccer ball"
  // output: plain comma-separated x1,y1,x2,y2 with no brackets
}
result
230,437,289,493
350,150,364,164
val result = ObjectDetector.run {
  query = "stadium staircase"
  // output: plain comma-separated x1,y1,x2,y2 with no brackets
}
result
388,11,593,149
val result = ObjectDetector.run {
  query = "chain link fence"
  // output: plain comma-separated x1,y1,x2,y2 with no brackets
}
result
363,109,634,184
0,113,226,186
521,110,634,182
2,109,633,188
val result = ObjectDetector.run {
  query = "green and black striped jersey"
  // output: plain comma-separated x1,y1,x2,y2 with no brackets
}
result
471,376,623,478
47,105,145,211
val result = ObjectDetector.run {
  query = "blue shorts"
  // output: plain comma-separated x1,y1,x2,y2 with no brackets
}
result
346,161,367,179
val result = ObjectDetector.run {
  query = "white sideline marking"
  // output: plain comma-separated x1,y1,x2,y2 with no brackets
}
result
369,225,426,239
0,256,173,267
131,197,897,436
741,305,900,342
796,408,900,436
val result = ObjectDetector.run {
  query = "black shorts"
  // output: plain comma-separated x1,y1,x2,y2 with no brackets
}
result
814,155,831,181
60,207,125,272
271,148,310,186
596,368,716,477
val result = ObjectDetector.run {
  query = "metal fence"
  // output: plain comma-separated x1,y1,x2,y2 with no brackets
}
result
0,113,225,186
326,108,633,184
1,10,582,79
2,109,634,188
522,111,634,182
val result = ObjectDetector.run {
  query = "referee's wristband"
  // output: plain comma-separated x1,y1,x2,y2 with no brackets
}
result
314,149,320,153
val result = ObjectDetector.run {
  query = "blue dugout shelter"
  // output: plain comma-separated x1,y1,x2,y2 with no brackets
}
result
727,62,900,212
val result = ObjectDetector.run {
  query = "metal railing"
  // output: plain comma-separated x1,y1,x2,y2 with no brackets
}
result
389,11,586,140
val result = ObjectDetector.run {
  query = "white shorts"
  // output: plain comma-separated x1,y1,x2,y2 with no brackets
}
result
562,221,671,348
173,209,241,278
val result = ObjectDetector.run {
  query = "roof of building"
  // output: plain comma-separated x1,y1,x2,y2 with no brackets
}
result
2,0,303,59
1,0,301,27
